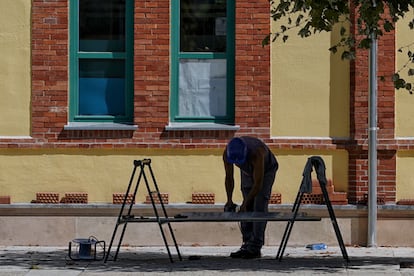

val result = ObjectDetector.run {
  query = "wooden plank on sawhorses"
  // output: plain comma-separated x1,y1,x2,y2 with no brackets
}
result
165,211,321,223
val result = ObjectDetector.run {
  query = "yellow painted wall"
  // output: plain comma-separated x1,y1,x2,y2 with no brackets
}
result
0,149,227,204
395,9,414,201
268,14,350,200
270,21,349,137
395,11,414,137
0,0,31,136
0,149,348,204
397,152,414,200
273,149,349,201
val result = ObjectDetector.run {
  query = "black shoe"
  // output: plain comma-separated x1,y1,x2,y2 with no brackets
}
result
230,249,247,258
241,250,261,259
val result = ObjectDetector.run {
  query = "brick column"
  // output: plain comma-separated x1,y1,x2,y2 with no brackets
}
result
348,5,396,204
235,1,271,138
31,0,69,141
134,0,170,132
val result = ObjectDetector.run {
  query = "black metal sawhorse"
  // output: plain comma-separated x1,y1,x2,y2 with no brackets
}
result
104,159,182,263
276,156,349,262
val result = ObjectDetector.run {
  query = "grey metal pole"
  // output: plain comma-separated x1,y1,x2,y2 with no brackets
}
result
367,0,378,248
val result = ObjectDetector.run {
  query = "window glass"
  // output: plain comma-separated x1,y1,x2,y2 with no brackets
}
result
180,0,226,52
79,59,126,116
179,59,227,116
70,0,133,123
171,0,233,123
79,0,126,52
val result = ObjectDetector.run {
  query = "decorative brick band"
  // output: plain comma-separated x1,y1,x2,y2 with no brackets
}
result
0,196,11,204
61,193,88,204
301,194,323,205
269,193,282,204
34,192,60,204
191,193,215,204
145,192,169,205
112,193,135,205
300,179,348,205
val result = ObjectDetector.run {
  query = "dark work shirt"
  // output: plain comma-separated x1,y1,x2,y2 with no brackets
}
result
235,136,278,176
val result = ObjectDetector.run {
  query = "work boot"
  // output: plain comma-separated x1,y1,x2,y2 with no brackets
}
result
230,249,247,258
241,250,261,259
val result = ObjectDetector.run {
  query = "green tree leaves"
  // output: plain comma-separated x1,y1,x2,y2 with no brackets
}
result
267,0,414,94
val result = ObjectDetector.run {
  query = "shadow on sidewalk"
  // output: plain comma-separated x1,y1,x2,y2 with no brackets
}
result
1,249,413,273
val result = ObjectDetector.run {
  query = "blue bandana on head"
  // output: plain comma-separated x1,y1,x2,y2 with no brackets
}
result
226,137,247,165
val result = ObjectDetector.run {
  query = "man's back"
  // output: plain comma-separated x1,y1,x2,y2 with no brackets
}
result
235,136,278,175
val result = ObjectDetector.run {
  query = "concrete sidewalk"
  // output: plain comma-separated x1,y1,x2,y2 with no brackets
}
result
1,245,414,275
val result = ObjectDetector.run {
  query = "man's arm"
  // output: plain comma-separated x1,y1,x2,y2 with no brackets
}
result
223,149,235,209
239,147,266,212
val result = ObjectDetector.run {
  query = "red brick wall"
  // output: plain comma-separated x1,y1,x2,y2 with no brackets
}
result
23,0,272,149
31,0,69,144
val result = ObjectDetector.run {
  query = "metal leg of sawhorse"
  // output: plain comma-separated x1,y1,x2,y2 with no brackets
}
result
276,156,349,262
276,189,304,261
104,159,182,263
320,182,349,262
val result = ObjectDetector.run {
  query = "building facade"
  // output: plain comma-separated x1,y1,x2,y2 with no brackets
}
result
0,0,414,207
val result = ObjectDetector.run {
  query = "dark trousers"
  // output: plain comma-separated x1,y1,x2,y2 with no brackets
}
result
240,167,277,252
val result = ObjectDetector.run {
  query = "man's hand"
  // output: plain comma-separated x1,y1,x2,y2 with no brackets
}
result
224,202,238,212
238,203,247,212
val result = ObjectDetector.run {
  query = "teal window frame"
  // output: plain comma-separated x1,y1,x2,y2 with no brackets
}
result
170,1,235,124
69,0,134,123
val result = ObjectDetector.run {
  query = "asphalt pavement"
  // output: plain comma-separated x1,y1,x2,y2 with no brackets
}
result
1,245,414,275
